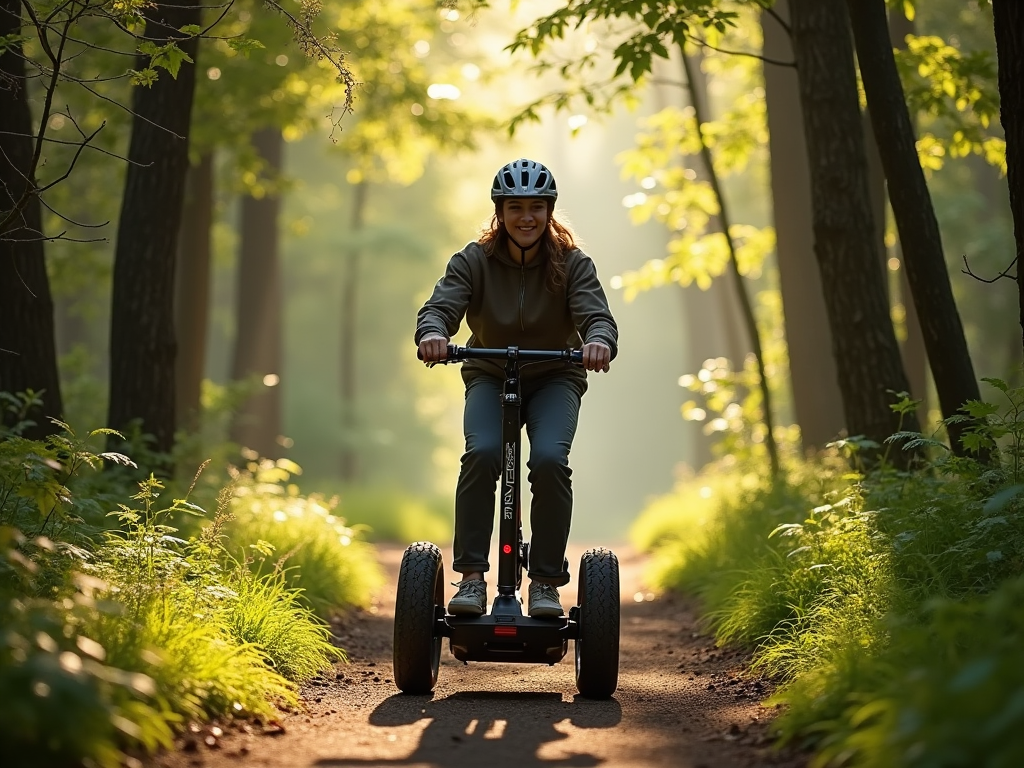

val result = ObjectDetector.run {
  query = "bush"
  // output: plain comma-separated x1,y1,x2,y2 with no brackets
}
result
630,377,1024,766
0,412,376,767
225,458,385,619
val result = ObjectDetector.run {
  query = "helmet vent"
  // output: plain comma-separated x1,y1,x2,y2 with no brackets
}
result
537,171,548,187
520,170,529,187
503,170,515,189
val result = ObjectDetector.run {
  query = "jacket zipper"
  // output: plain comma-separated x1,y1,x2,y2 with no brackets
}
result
519,262,525,331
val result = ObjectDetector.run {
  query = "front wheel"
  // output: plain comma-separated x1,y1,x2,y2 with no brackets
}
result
393,541,444,694
574,547,619,699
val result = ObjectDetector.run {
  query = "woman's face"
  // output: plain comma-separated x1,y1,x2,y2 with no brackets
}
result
500,197,549,248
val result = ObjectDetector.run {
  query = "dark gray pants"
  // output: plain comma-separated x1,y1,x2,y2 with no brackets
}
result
453,374,582,587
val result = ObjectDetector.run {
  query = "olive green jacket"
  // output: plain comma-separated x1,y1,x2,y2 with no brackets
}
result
414,241,619,387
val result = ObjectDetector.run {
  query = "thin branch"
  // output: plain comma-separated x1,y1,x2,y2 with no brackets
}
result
36,193,109,229
680,44,781,481
685,31,795,67
0,226,106,245
36,122,105,194
961,253,1018,283
74,78,185,139
0,130,144,165
263,0,357,125
199,1,232,37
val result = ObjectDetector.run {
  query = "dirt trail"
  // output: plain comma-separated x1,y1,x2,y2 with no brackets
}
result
146,543,808,768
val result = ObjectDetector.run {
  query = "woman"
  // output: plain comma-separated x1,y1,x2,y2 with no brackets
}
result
416,158,618,618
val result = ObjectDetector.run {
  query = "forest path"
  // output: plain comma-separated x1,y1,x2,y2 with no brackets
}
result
146,542,808,768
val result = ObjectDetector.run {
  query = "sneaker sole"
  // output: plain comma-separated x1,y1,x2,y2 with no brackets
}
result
448,603,485,616
528,606,563,618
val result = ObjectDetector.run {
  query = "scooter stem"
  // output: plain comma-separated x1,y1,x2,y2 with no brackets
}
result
495,347,522,598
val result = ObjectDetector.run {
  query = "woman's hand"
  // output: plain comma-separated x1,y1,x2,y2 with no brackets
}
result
419,333,449,364
581,341,611,373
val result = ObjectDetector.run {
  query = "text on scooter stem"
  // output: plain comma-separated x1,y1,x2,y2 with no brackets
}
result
503,443,515,520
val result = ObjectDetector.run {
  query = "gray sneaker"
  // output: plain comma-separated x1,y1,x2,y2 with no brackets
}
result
448,579,487,616
528,582,564,618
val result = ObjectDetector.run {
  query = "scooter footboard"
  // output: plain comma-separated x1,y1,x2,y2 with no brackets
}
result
442,614,576,665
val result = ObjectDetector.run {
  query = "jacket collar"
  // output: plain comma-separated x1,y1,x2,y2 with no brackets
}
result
491,242,547,269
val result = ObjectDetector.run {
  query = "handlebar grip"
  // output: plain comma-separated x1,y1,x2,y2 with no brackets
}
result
416,342,455,364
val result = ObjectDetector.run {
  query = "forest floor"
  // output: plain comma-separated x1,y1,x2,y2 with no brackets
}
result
143,542,810,768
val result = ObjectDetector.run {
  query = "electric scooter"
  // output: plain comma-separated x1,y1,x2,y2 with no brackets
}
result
393,345,620,699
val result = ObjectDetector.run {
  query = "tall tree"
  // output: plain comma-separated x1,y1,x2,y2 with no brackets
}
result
107,0,202,455
846,0,982,456
230,128,283,458
789,0,918,461
887,7,929,427
174,152,215,433
992,0,1024,359
762,0,845,453
0,0,64,437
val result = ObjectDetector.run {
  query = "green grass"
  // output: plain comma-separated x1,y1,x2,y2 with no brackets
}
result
0,422,385,768
226,566,345,682
630,380,1024,767
224,459,386,619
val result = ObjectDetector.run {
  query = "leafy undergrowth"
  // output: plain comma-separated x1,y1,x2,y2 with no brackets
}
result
0,397,380,768
632,377,1024,767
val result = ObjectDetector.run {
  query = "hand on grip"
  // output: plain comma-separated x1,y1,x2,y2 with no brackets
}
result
418,334,449,365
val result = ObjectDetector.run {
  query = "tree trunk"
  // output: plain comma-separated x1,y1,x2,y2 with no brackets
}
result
847,0,982,456
863,106,889,279
175,152,215,433
992,0,1024,362
0,0,64,438
789,0,918,464
107,0,201,456
339,181,368,482
230,128,283,459
887,8,929,427
762,0,846,454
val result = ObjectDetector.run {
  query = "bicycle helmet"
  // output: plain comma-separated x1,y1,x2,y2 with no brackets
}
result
490,158,558,202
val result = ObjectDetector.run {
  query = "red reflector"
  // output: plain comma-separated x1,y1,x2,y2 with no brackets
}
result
494,626,517,637
503,544,512,554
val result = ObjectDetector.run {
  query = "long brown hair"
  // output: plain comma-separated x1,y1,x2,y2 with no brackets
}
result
478,200,577,291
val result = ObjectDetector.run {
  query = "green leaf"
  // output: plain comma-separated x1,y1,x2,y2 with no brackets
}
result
960,399,999,418
981,377,1009,393
227,37,265,57
960,432,993,453
180,24,201,36
137,41,193,79
129,68,158,87
0,33,29,55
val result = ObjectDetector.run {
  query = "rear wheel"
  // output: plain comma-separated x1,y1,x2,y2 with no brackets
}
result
574,547,619,699
393,541,444,694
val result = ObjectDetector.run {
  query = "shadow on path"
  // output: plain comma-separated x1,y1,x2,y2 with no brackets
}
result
315,691,622,767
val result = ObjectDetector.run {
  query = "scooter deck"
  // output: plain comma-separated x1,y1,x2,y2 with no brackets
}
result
439,601,580,665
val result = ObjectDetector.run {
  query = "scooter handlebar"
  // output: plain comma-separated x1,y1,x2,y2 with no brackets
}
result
418,345,583,366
